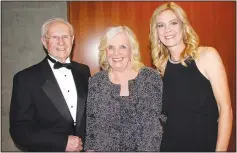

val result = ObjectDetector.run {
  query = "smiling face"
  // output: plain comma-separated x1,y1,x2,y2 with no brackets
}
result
156,9,184,48
41,21,74,63
106,32,132,72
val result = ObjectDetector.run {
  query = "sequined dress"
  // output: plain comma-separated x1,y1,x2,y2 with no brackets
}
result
85,67,166,151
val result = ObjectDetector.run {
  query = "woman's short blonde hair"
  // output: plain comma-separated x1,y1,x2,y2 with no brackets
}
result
149,2,199,73
98,26,144,71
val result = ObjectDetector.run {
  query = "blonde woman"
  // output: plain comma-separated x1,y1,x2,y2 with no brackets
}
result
85,26,165,151
150,2,232,152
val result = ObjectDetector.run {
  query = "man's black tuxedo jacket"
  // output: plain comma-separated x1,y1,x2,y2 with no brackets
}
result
9,57,91,151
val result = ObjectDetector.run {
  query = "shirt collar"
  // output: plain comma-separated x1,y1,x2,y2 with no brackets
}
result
48,54,71,64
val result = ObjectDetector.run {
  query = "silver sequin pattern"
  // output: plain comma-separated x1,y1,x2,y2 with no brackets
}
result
85,67,166,151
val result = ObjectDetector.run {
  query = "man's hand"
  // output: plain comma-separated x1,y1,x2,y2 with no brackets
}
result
65,135,83,152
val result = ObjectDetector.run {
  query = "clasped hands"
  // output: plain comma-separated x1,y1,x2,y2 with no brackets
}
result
65,135,83,152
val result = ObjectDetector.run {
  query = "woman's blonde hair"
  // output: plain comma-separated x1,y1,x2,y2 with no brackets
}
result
149,2,199,73
98,26,144,71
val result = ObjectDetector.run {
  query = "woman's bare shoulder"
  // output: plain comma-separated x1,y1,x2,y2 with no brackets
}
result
198,46,220,61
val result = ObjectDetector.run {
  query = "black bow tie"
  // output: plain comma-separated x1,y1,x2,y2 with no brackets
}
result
47,55,72,69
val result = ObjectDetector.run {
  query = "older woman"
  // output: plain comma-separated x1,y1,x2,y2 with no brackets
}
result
84,26,165,151
149,2,233,152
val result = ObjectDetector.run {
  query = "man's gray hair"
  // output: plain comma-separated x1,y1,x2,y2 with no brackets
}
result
41,18,74,37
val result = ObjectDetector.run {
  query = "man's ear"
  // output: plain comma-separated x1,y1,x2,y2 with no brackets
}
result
71,36,75,44
41,36,48,49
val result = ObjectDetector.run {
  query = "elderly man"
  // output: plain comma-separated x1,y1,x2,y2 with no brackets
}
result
10,18,90,152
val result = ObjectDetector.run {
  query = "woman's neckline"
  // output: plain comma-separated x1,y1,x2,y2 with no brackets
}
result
168,55,192,64
106,67,144,85
168,55,181,64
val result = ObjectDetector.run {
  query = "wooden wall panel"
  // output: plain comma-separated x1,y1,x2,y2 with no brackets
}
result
68,2,236,151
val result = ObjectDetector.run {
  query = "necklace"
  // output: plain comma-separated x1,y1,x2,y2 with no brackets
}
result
168,55,181,64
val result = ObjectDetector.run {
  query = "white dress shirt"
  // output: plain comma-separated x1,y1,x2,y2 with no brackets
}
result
47,55,78,124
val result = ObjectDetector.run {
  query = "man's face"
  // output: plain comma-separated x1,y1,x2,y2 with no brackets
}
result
41,21,74,63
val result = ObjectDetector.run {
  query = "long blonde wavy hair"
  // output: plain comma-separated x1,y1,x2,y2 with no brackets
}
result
98,26,144,72
149,2,199,74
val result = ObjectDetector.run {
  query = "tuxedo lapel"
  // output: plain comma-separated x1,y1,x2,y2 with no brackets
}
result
40,58,74,124
71,64,87,127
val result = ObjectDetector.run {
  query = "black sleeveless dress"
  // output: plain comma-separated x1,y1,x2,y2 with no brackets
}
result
160,58,219,152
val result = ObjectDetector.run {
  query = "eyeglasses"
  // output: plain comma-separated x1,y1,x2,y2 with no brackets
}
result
45,35,73,42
